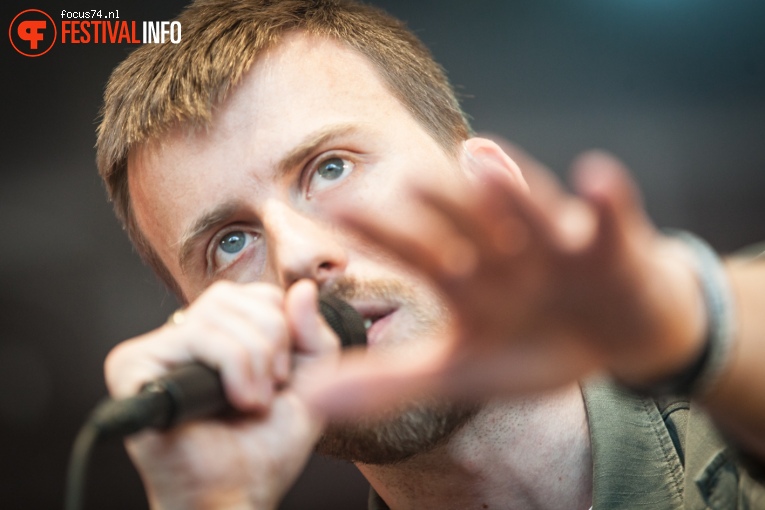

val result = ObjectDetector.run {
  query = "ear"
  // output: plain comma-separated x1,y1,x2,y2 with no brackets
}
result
461,137,530,193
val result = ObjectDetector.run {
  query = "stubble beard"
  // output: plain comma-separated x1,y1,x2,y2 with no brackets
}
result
314,276,480,465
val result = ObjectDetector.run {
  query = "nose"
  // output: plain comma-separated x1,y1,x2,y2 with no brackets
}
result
262,199,348,288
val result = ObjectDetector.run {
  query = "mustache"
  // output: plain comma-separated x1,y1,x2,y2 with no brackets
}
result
321,274,450,339
322,275,416,305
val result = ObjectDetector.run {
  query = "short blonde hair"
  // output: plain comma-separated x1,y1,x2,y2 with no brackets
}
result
97,0,470,298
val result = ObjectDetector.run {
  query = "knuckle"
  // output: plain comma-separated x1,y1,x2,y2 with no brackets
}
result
205,279,236,299
255,320,289,354
213,337,257,372
228,341,253,363
189,307,219,330
247,282,284,303
103,337,153,397
260,307,288,334
103,338,138,380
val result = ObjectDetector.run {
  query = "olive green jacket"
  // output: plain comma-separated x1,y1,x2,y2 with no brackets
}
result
584,381,764,509
369,380,765,509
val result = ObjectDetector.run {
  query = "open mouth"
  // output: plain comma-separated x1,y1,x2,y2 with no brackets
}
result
353,304,396,344
363,313,387,331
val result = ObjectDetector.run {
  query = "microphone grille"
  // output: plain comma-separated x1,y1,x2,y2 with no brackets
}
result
318,294,367,348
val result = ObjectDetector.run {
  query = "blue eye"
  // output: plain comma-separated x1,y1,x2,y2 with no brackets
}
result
219,231,246,253
318,158,346,180
212,230,258,271
309,156,354,194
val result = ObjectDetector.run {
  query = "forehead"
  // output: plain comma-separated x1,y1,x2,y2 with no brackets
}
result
127,31,444,281
214,32,400,147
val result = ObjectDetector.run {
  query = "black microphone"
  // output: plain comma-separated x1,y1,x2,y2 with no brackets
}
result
88,294,366,439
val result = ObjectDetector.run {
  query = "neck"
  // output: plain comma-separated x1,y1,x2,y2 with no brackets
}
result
357,384,592,510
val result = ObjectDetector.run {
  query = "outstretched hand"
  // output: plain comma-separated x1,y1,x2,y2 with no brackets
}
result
308,139,706,418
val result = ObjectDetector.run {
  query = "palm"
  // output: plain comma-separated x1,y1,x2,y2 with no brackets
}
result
318,143,702,412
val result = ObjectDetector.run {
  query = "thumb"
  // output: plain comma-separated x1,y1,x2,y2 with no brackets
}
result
285,279,340,360
304,340,454,420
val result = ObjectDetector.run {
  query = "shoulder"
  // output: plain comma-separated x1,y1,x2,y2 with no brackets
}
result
583,379,765,509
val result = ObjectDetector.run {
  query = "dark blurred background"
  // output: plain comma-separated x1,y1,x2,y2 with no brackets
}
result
1,0,763,508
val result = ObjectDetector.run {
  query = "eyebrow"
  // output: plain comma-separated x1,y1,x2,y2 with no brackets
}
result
177,201,240,275
176,123,362,275
275,123,359,178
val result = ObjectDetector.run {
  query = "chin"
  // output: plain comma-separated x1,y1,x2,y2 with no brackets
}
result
314,396,480,465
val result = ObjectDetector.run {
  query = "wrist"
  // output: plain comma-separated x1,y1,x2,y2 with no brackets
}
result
605,235,704,386
621,230,736,397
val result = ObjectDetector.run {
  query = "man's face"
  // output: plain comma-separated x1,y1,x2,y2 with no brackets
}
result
128,32,477,463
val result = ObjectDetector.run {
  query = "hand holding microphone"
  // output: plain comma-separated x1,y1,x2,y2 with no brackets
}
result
68,279,364,510
92,289,365,438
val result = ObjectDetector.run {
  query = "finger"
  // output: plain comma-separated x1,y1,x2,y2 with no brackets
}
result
474,134,567,203
413,183,531,258
475,136,598,252
172,325,277,411
186,282,290,396
204,285,291,383
474,169,566,251
285,280,344,397
104,325,266,411
285,279,339,358
191,310,288,392
333,207,478,281
106,287,291,412
197,281,287,342
307,336,604,421
304,341,453,420
571,151,652,255
104,336,174,398
305,344,577,419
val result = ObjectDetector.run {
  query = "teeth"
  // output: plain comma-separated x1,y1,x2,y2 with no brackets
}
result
363,318,373,330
